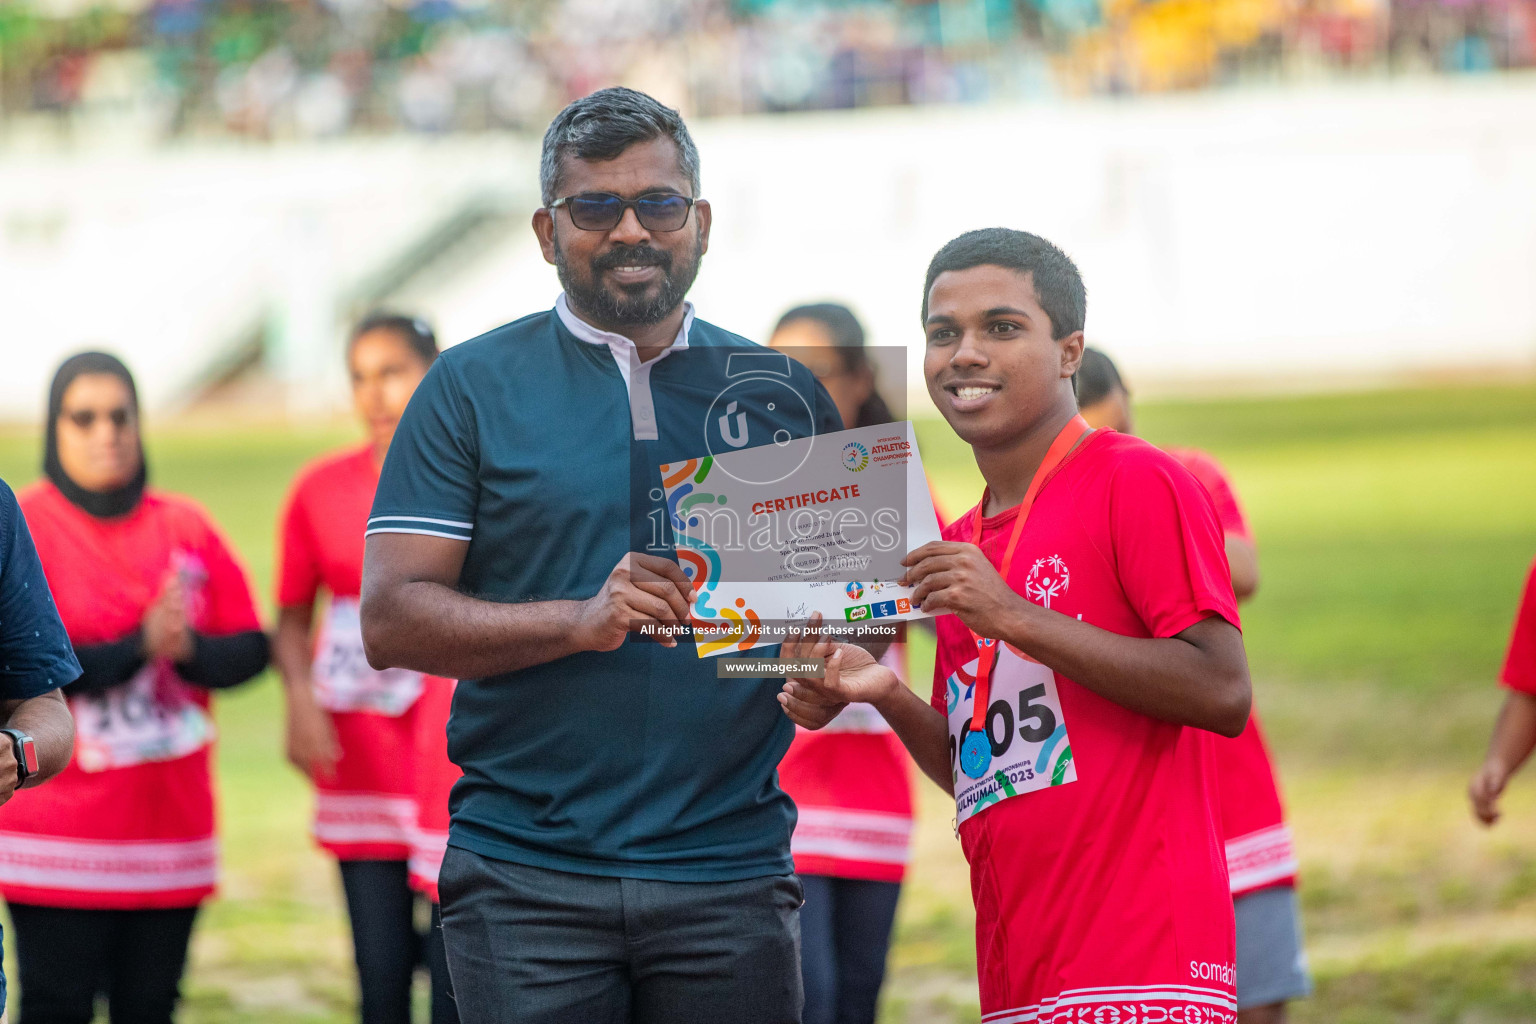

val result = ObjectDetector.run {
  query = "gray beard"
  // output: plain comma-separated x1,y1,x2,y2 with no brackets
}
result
554,245,702,330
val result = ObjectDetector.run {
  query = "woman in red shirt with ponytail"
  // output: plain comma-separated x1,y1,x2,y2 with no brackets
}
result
273,314,458,1024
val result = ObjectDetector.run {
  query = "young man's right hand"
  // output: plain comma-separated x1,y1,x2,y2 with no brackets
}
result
576,553,696,651
778,613,899,728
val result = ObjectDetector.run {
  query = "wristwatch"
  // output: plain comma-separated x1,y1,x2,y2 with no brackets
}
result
0,728,38,786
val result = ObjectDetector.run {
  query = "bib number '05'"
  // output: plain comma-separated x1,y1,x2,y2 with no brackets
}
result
945,643,1077,826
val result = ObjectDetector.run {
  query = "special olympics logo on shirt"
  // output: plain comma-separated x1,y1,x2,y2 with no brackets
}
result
842,442,869,472
1025,555,1070,609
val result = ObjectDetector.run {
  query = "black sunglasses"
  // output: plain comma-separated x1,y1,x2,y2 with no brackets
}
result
62,407,132,430
549,192,697,233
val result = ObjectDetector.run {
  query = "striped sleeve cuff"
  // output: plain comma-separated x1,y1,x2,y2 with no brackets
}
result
366,514,474,542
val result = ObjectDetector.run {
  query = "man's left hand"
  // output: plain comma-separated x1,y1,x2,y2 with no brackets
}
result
0,745,18,806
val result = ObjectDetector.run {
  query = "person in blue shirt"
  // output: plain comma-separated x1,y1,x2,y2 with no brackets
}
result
360,87,842,1024
0,478,81,1020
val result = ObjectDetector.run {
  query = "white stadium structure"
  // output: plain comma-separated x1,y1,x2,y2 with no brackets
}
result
3,75,1535,420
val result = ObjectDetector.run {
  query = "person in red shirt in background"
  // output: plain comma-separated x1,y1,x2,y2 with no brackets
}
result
1074,347,1311,1023
1,352,269,1024
1470,560,1536,823
780,228,1252,1024
273,315,457,1024
406,670,458,1022
768,303,932,1024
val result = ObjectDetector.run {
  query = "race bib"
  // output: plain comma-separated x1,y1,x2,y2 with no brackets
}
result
73,663,214,772
312,598,424,716
945,643,1077,826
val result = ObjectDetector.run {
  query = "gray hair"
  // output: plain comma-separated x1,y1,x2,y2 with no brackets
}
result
539,87,701,207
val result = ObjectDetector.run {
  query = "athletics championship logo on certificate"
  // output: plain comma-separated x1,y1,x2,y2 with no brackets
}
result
659,422,942,658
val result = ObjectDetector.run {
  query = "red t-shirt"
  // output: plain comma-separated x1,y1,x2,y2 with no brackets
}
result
278,445,424,861
409,675,459,902
0,484,260,909
1502,559,1536,696
1165,447,1253,544
778,645,914,883
933,431,1241,1020
1168,447,1296,897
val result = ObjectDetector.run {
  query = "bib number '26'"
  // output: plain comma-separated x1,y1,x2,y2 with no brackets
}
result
945,643,1076,827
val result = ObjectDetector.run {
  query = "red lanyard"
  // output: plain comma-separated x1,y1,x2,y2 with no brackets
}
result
966,414,1092,733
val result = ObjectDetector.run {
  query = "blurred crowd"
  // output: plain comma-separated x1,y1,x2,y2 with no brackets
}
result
3,0,1536,140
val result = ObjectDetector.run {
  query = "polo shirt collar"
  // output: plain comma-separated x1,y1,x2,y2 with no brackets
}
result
554,292,695,441
555,294,693,371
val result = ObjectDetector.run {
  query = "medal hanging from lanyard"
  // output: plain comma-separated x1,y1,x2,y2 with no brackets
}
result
956,414,1093,780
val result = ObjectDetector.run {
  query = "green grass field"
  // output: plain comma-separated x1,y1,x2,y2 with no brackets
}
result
3,381,1535,1023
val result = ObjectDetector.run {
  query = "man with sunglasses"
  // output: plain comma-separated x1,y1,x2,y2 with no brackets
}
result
361,88,841,1023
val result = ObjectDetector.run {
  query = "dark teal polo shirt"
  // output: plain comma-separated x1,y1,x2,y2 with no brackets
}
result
370,308,842,881
0,478,81,1008
0,479,81,700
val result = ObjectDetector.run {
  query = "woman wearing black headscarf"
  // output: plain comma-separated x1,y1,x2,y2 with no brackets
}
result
0,352,269,1024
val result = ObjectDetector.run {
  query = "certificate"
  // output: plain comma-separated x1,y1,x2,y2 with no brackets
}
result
660,422,943,657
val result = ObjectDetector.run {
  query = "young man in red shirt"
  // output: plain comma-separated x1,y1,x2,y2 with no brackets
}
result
781,228,1252,1023
1077,347,1310,1024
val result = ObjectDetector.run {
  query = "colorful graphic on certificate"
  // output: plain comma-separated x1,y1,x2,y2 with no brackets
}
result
660,422,943,658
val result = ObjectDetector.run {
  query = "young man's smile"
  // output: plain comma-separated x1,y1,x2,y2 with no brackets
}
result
939,378,1003,412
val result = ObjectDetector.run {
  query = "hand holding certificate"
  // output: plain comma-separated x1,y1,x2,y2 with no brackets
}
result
775,612,901,728
660,422,943,657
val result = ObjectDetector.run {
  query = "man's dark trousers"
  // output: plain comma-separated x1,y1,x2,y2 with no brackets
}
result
439,846,804,1024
